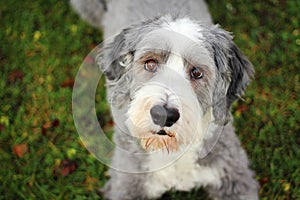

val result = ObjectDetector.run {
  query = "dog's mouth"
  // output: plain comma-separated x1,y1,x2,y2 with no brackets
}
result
141,129,178,153
157,130,167,135
152,129,175,137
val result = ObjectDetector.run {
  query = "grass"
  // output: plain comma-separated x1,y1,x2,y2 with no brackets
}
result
0,0,299,199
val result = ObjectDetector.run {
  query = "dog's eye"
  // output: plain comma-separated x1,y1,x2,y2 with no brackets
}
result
190,67,204,79
144,59,158,72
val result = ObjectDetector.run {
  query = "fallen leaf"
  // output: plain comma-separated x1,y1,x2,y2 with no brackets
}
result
52,118,60,127
41,119,60,135
261,91,268,100
8,70,24,84
60,166,70,176
41,121,52,135
60,78,74,88
103,120,114,132
54,159,77,177
237,104,247,113
13,143,28,158
60,160,77,176
85,176,98,191
259,177,269,186
0,124,4,131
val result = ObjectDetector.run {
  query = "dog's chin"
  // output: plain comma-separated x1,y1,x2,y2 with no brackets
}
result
140,130,179,153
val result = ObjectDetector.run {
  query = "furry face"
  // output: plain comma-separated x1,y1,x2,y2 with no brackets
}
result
100,15,254,154
126,35,215,152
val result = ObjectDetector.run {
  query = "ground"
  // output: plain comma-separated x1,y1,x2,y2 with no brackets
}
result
0,0,299,199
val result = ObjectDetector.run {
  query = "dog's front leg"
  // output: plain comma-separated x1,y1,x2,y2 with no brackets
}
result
100,132,150,200
102,169,149,200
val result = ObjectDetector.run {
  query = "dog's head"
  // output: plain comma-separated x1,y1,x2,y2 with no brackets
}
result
99,15,254,153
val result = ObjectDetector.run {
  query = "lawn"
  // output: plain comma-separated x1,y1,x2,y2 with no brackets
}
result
0,0,299,199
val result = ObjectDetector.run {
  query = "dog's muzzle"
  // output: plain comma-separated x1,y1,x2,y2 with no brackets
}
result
150,105,180,127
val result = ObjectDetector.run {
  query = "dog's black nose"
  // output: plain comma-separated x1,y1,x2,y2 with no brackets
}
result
150,105,180,127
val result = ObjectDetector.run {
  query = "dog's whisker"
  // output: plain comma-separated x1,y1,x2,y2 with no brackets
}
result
145,138,151,149
145,137,154,150
162,138,170,154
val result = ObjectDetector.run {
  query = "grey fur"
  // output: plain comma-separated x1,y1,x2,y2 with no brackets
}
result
71,0,213,38
202,26,255,125
71,1,259,200
70,0,106,28
199,123,259,200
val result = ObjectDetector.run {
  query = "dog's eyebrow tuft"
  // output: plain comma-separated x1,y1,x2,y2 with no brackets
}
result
136,50,170,65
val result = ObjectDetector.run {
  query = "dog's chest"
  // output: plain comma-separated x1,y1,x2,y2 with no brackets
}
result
144,147,222,198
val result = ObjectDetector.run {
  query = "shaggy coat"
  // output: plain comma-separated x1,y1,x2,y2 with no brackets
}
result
71,0,259,199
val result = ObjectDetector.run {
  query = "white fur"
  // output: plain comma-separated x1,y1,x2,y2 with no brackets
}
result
163,18,204,41
165,53,186,79
126,72,205,150
144,143,222,199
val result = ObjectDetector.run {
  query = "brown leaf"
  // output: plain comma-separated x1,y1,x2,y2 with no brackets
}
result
259,177,269,186
85,176,98,191
13,143,28,158
60,78,74,89
8,70,24,84
261,91,268,100
103,119,114,132
52,118,60,127
0,124,4,132
41,119,60,135
237,104,247,113
61,160,77,176
41,121,52,135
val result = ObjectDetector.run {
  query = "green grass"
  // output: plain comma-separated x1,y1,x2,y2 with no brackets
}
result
0,0,299,199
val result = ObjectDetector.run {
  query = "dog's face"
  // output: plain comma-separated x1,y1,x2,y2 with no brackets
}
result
99,16,254,153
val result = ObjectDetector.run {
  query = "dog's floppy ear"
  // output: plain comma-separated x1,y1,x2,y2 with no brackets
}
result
98,29,134,81
209,25,254,124
226,43,254,105
98,19,160,81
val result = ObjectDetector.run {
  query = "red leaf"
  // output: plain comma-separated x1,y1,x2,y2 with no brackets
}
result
103,119,114,132
237,104,247,113
8,70,24,84
55,159,77,177
0,124,4,132
60,78,74,88
42,119,60,135
41,121,52,135
13,143,28,158
259,177,269,186
60,166,70,176
52,118,60,127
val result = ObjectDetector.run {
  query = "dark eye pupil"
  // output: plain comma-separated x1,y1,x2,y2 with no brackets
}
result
191,68,203,79
144,59,157,72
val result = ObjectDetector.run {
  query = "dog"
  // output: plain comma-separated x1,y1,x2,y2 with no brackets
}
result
71,0,259,199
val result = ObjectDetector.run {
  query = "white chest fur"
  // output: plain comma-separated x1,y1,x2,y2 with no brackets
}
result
144,145,222,198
